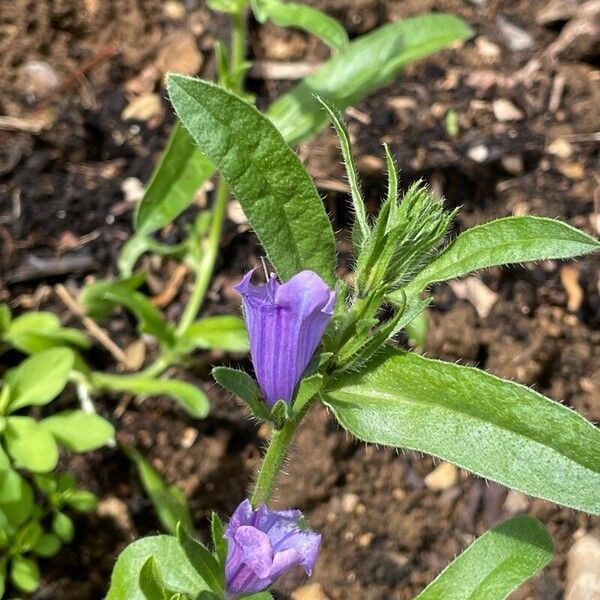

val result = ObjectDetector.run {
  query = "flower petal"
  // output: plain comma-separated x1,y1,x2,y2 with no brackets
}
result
234,526,274,578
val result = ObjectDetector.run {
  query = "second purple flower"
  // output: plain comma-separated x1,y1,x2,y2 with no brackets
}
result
235,269,336,407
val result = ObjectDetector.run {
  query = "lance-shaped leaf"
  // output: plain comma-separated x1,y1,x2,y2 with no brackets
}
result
415,516,553,599
402,216,600,296
167,76,336,285
134,14,470,235
253,1,349,51
92,372,209,419
124,446,193,535
177,315,249,353
269,13,473,143
322,348,600,514
135,122,215,236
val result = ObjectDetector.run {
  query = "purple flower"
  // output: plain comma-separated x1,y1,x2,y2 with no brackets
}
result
235,270,336,407
224,499,321,597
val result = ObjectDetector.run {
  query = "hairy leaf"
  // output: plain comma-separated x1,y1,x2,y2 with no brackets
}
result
415,516,553,599
167,76,337,284
139,555,169,600
136,13,470,233
323,348,600,514
176,523,224,593
404,216,600,295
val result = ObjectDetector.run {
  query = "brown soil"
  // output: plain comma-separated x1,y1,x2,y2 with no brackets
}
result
1,0,599,599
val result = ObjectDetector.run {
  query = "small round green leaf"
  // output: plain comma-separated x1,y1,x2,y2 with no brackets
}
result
41,410,115,452
33,532,62,557
10,555,40,593
6,348,74,412
52,511,74,543
64,489,97,513
4,417,59,473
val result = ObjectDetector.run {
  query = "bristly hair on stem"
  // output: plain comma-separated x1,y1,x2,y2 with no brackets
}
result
355,180,457,298
316,99,456,299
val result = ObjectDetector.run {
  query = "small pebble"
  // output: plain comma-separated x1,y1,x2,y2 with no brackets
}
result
501,154,524,174
496,15,534,50
341,493,360,513
121,93,163,122
566,533,600,600
18,60,60,100
96,497,133,533
292,583,331,600
493,98,523,122
180,427,199,449
121,177,144,203
424,462,458,491
467,144,490,163
503,490,530,514
156,31,203,75
547,137,574,158
476,36,501,60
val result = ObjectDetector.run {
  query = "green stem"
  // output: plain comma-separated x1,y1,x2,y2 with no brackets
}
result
140,355,172,378
174,4,246,337
250,401,313,507
231,5,247,80
175,179,229,336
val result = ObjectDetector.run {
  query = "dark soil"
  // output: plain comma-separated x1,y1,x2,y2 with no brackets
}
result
1,0,599,599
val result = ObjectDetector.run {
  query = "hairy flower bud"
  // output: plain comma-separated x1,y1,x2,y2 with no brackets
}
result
235,269,336,407
224,499,321,598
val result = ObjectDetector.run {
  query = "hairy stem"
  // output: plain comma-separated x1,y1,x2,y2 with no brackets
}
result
250,401,313,507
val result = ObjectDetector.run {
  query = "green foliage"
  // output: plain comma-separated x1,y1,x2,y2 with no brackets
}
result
355,181,456,297
92,372,209,419
252,0,349,51
4,417,59,473
0,350,112,596
210,513,228,568
135,122,215,236
40,410,115,452
81,277,175,347
107,535,208,600
2,310,90,354
400,216,600,298
130,13,470,253
414,516,553,599
176,315,248,353
269,13,473,143
80,271,146,320
317,97,369,245
323,348,600,514
4,348,73,412
212,366,269,420
176,523,224,593
167,76,337,285
124,446,194,535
